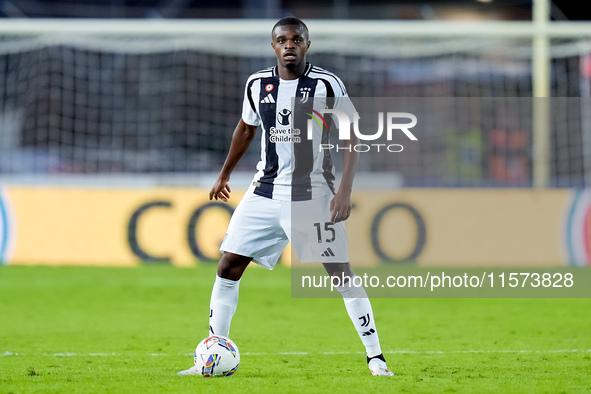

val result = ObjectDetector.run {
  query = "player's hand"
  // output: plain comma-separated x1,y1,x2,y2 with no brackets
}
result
209,178,231,202
330,192,352,223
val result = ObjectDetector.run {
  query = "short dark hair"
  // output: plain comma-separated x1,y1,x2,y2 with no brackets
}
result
272,17,309,40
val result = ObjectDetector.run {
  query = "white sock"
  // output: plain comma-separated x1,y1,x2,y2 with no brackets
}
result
208,275,240,337
336,278,383,358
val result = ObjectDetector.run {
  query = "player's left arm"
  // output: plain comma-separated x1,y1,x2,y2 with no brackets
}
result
330,125,358,223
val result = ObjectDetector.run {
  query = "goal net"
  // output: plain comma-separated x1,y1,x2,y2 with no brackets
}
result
0,20,590,187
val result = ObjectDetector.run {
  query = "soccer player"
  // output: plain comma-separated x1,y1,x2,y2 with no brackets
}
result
179,17,393,377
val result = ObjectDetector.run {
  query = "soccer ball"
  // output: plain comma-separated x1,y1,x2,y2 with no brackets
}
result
194,335,240,377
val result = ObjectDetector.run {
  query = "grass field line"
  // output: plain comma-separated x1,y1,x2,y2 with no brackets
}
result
3,349,591,357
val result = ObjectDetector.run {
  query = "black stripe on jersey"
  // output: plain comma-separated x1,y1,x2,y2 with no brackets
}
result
245,68,274,114
246,78,257,113
318,78,335,99
311,66,346,96
318,79,337,194
254,76,279,199
292,76,317,201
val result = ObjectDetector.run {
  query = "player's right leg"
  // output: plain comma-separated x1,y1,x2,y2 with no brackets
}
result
209,190,287,336
209,252,252,337
179,190,287,376
177,252,251,376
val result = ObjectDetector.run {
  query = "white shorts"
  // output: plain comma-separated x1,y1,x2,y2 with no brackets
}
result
220,190,349,269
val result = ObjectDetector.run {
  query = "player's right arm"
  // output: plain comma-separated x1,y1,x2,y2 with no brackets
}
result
209,119,258,202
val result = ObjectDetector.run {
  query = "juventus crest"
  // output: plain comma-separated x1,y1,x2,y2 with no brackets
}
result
299,87,311,103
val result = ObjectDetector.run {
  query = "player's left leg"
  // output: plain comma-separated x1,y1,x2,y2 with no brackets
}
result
323,262,394,377
290,195,392,375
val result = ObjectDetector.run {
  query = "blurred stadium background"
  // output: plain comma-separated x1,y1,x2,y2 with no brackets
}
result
1,0,590,186
1,0,591,266
2,5,590,393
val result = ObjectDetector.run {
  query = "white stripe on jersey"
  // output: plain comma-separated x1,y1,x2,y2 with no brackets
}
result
271,78,298,200
308,66,348,96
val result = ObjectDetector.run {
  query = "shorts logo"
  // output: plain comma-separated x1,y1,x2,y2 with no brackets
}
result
277,108,292,126
321,247,335,257
0,187,15,265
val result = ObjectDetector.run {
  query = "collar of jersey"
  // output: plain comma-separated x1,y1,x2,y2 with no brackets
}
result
272,63,312,79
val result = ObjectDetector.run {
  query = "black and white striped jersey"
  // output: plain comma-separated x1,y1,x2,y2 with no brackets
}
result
241,63,356,201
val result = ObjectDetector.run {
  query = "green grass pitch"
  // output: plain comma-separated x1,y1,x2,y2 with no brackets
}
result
1,265,590,393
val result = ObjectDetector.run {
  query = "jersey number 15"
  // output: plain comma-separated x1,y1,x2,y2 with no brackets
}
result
313,222,335,243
